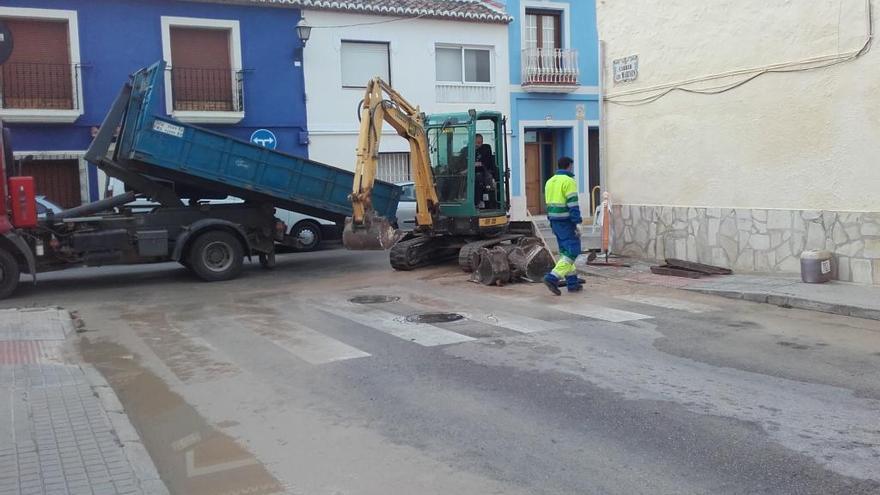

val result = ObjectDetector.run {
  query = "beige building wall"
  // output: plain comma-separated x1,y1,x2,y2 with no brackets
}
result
597,0,880,284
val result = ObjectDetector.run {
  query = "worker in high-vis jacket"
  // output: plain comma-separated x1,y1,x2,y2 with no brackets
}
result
543,156,583,295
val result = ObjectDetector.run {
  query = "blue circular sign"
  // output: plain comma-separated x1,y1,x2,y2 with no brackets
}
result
250,129,277,150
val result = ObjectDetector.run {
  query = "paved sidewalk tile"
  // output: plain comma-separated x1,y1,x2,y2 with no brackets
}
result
0,362,165,495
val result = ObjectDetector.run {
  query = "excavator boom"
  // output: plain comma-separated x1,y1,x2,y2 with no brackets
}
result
343,78,439,250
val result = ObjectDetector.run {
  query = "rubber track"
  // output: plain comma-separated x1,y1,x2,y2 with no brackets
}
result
390,236,459,271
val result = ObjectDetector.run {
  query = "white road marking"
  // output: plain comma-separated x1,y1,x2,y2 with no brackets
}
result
255,321,370,365
555,304,653,323
185,449,258,478
615,295,720,314
318,305,475,347
458,312,567,334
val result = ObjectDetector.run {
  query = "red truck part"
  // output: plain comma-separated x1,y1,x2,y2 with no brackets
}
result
0,125,12,234
8,176,37,228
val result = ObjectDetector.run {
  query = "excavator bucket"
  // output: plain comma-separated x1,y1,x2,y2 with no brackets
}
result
342,212,402,250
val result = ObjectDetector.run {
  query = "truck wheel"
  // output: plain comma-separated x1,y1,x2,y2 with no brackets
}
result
0,248,21,300
291,221,322,252
187,231,244,282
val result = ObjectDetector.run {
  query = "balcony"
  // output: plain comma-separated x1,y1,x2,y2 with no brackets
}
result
167,67,244,124
0,63,83,123
521,47,580,93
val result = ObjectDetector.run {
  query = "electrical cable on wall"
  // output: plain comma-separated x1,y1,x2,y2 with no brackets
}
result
605,0,874,106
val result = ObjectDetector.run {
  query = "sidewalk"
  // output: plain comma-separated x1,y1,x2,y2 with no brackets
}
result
578,258,880,321
0,308,168,495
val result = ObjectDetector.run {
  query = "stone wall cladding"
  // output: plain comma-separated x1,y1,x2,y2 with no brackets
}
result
612,205,880,286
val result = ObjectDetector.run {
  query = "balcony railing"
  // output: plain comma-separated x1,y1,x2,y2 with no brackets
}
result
521,47,580,90
435,83,496,104
169,67,244,113
0,63,80,110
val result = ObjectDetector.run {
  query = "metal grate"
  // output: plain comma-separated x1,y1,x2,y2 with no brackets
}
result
169,67,244,112
0,63,80,110
377,152,411,184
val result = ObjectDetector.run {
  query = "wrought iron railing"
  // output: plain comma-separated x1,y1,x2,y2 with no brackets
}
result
169,67,244,112
522,47,580,86
0,63,80,110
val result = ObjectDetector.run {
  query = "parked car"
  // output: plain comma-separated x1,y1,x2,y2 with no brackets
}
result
106,178,339,251
35,196,64,219
396,181,417,231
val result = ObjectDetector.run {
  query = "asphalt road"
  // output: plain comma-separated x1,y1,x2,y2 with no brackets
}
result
5,248,880,495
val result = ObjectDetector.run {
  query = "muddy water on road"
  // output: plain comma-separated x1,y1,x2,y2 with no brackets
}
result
79,339,284,495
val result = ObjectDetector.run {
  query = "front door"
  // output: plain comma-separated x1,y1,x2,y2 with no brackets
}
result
525,143,542,215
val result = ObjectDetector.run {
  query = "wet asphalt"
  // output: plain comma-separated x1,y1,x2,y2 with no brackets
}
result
4,247,880,495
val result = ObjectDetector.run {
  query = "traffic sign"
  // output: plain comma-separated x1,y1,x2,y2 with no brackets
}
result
250,129,277,150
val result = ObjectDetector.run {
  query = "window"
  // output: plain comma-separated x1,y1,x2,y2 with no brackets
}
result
341,41,390,88
161,17,243,123
377,152,410,184
525,9,561,50
0,7,82,123
435,46,492,84
399,183,415,202
428,125,471,203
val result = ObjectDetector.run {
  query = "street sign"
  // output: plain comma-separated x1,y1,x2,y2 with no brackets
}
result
0,21,13,65
613,54,639,84
250,129,277,150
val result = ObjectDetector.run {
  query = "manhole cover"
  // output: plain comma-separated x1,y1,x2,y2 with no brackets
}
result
405,313,464,324
349,295,400,304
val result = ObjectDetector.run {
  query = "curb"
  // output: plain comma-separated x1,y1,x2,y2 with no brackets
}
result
683,288,880,322
82,364,171,495
579,265,880,322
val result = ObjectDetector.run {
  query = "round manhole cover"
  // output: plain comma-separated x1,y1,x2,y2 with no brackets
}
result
405,313,465,324
349,295,400,304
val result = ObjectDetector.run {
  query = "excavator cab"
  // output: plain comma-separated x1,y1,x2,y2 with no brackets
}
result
425,111,509,237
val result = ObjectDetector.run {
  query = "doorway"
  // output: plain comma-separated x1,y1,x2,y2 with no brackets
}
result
524,129,558,215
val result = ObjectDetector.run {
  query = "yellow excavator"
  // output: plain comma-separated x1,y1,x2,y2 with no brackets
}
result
342,78,553,283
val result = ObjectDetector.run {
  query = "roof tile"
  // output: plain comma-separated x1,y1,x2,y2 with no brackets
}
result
240,0,512,23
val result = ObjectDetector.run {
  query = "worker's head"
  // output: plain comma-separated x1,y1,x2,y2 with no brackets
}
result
475,134,484,146
557,156,574,171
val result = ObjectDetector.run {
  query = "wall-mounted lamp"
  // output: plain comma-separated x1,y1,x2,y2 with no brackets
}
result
296,17,312,47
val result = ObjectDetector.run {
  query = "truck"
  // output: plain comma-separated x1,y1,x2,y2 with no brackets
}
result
0,62,400,300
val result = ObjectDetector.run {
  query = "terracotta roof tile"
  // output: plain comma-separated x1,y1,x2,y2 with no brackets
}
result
238,0,512,23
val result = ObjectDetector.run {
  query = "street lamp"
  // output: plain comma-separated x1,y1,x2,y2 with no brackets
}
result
296,17,312,47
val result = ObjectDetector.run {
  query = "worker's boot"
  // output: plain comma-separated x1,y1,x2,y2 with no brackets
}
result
543,273,562,296
566,275,583,293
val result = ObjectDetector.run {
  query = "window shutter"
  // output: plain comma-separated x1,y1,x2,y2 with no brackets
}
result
0,18,72,109
341,42,389,87
169,27,233,111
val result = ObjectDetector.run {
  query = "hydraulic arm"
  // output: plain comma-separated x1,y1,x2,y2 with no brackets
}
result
343,78,439,250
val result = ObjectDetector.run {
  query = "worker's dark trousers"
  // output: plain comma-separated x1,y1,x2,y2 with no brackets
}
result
549,220,581,290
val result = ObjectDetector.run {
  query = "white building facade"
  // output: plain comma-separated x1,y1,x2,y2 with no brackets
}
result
299,1,512,179
597,0,880,285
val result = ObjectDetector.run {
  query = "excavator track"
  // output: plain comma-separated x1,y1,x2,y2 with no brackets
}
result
390,235,462,271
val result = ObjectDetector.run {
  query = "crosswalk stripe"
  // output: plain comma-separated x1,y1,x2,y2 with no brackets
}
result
317,304,476,347
553,304,653,323
462,312,568,334
614,295,719,314
248,320,370,365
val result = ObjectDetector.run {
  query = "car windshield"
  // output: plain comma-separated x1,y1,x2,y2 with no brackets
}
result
428,125,469,203
400,184,416,202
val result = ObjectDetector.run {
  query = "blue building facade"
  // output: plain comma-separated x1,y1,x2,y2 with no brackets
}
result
501,0,600,219
0,0,306,206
